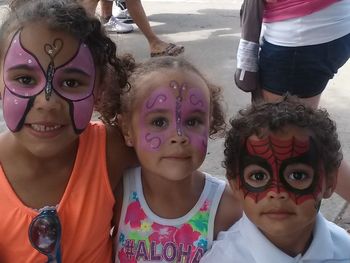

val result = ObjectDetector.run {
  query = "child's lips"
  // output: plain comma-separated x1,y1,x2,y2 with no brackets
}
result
29,123,63,132
162,154,191,160
163,156,190,159
261,209,295,220
24,122,66,138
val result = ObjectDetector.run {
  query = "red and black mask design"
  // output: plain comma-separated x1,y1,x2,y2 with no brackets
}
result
238,136,323,205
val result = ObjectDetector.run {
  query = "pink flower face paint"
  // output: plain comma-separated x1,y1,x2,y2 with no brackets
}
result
2,30,95,133
139,81,209,154
238,136,323,205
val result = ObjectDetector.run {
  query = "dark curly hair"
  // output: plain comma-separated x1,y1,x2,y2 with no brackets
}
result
224,96,343,180
1,0,130,115
100,56,226,137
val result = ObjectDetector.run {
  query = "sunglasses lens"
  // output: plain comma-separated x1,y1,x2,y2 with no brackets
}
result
29,212,60,255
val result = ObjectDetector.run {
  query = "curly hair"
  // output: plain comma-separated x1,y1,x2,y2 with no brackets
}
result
224,96,343,180
100,56,226,137
1,0,130,114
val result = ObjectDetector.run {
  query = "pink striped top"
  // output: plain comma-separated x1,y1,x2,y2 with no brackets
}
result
263,0,340,23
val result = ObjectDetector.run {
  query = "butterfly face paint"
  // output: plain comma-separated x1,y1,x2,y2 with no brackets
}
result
139,80,209,153
238,136,323,205
2,30,95,133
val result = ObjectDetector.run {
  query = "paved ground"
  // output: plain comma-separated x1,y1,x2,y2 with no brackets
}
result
109,0,350,230
0,0,349,230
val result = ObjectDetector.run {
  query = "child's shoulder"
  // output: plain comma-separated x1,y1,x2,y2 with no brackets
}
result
202,173,242,239
324,217,350,256
304,213,350,261
105,123,137,192
0,131,12,160
214,184,242,232
201,216,246,263
202,172,226,187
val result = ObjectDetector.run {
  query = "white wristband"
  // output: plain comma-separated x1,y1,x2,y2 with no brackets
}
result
236,39,260,79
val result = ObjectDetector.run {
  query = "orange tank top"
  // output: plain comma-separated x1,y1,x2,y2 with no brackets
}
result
0,122,115,262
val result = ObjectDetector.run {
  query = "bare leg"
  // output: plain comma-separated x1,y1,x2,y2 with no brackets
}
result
100,0,113,19
77,0,99,16
262,88,350,202
262,89,321,109
126,0,184,56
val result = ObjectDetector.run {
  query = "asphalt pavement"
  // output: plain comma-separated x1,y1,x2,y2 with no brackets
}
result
0,0,349,230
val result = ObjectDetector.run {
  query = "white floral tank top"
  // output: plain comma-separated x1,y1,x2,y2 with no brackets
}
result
115,167,225,263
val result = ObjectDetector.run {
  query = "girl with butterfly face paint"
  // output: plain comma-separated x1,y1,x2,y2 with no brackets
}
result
201,97,350,263
107,57,242,262
0,0,136,262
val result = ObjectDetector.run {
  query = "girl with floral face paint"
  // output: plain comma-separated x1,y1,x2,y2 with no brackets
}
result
104,57,242,263
201,97,350,263
0,0,136,262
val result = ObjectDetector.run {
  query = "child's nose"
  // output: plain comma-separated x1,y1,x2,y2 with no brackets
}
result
266,185,289,200
33,90,63,111
170,133,189,145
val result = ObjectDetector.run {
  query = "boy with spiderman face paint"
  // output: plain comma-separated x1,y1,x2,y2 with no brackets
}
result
201,97,350,263
239,134,322,206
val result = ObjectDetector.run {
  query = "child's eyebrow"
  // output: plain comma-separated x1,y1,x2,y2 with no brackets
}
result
60,67,91,77
189,109,207,114
7,65,91,78
145,108,170,114
242,154,272,172
145,108,207,115
7,64,37,71
281,154,315,167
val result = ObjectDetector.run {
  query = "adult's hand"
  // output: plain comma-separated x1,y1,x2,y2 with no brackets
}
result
234,69,263,102
234,70,261,93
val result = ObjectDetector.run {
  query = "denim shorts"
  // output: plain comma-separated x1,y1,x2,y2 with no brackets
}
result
259,33,350,98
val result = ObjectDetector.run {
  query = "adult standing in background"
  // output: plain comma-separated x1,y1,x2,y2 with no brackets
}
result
235,0,350,202
78,0,184,57
122,0,184,57
236,0,350,107
260,0,350,107
78,0,134,33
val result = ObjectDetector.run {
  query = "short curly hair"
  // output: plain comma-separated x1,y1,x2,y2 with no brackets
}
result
224,96,343,180
101,56,226,137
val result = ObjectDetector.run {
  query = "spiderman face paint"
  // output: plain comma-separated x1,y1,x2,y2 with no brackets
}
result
139,80,209,154
239,135,323,205
2,27,95,133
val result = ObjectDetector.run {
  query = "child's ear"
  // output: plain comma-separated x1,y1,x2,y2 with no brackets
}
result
228,177,241,198
116,114,134,147
323,170,338,199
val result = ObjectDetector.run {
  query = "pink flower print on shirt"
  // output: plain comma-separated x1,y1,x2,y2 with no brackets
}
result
118,246,137,263
125,201,147,228
199,200,210,211
149,222,177,245
174,224,201,246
